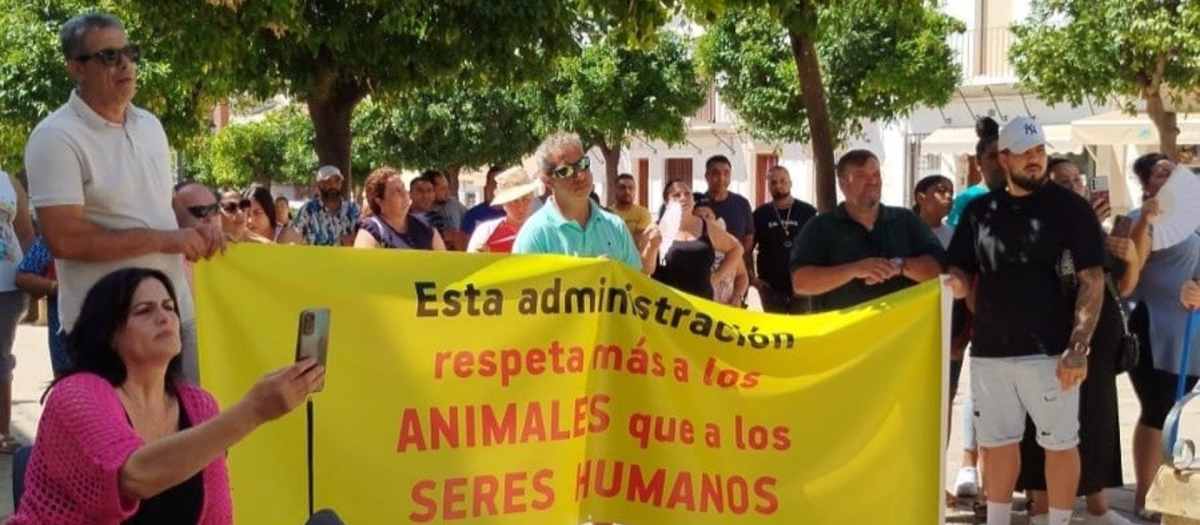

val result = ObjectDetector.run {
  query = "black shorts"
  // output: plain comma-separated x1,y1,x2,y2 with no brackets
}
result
1128,303,1200,430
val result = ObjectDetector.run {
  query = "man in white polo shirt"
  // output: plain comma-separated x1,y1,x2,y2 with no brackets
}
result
23,13,223,383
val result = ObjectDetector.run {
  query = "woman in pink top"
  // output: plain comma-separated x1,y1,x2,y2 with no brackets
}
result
10,268,324,524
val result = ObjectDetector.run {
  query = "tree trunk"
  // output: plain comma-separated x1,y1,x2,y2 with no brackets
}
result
1146,91,1179,161
306,65,367,197
599,144,622,205
788,27,837,212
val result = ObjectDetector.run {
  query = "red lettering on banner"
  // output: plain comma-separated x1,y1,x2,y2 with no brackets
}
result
482,404,518,445
665,471,695,511
531,470,555,510
520,402,547,442
627,413,696,449
409,470,555,521
409,479,437,522
399,397,610,452
473,475,499,516
734,416,791,451
755,477,779,515
703,357,761,389
443,477,468,520
575,462,780,516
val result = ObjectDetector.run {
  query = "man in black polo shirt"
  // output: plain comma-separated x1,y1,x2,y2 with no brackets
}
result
946,116,1103,525
789,149,945,312
751,166,817,313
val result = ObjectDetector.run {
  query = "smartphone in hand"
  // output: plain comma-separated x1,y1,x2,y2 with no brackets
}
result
1088,175,1110,205
294,308,330,391
1111,214,1134,238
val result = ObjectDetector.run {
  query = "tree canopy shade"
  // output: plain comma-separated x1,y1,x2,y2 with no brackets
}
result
121,0,676,187
1011,0,1200,159
352,86,543,190
542,31,706,196
0,0,225,170
190,104,316,189
691,0,962,210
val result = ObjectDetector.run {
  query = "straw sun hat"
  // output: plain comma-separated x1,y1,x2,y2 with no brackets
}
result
491,167,542,206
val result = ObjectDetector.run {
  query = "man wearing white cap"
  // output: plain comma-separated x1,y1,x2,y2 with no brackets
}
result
946,116,1106,525
466,167,542,253
292,165,361,246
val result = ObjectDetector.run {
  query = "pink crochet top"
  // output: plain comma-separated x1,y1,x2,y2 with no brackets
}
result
9,373,233,525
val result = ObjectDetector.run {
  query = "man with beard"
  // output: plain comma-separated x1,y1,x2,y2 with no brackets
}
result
293,165,361,246
946,117,1105,525
610,173,652,238
750,166,817,314
789,150,945,313
513,132,657,275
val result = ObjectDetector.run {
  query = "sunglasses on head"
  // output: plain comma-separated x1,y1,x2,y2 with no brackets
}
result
221,199,251,214
74,44,141,66
187,203,220,219
552,156,591,179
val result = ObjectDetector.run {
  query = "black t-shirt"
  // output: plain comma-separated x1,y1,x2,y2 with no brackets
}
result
947,182,1105,358
753,199,818,291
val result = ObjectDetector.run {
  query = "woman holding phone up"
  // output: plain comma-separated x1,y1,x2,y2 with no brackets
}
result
10,268,323,524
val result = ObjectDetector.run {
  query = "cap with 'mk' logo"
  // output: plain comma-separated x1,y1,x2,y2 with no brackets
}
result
998,116,1048,154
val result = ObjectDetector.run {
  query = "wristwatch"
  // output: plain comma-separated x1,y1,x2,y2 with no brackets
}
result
1067,341,1091,356
890,257,906,275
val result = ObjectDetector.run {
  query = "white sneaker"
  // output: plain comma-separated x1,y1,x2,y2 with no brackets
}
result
953,466,979,497
1085,510,1134,525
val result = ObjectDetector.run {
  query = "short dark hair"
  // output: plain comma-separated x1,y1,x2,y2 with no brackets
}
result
705,155,732,172
1132,153,1170,186
57,268,184,393
60,13,123,61
410,176,433,191
1045,157,1074,176
420,169,445,183
616,173,635,183
912,174,952,214
835,150,879,178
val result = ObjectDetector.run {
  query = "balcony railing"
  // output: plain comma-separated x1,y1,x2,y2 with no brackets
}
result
948,27,1016,85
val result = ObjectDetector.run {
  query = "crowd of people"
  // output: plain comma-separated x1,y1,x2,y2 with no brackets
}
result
0,10,1196,525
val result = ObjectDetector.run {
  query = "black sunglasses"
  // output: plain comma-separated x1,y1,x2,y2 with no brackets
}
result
552,156,591,179
221,199,251,214
187,203,220,219
74,44,141,66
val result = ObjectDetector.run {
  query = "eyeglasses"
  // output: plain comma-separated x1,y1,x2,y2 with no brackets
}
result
187,203,220,219
552,156,591,179
221,200,251,214
74,44,141,66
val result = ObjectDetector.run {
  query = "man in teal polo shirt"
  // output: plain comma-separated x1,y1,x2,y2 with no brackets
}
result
513,132,658,273
790,149,946,313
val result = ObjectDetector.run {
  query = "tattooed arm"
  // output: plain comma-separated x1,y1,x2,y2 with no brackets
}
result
1058,266,1104,389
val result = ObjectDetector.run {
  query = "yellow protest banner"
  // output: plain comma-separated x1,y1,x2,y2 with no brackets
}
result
196,244,944,525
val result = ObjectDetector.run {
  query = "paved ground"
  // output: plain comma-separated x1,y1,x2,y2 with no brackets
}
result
0,314,1196,523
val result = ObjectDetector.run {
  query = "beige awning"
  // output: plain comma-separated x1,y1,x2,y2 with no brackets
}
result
921,123,1078,155
1070,110,1200,145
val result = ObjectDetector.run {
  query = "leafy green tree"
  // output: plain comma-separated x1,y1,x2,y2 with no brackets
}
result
191,104,316,189
690,1,962,210
352,85,543,191
0,0,227,170
1011,0,1200,159
542,31,706,194
121,0,676,186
